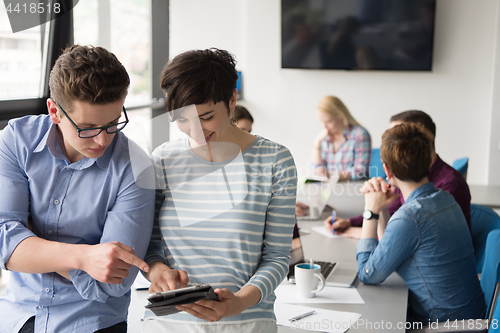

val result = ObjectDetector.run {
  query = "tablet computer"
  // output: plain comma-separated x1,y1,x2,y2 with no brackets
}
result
145,284,219,316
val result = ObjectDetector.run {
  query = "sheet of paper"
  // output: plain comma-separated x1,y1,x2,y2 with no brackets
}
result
275,303,362,333
312,226,342,238
133,273,151,290
275,284,364,304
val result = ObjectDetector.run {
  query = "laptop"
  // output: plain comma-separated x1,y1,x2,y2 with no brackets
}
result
288,228,358,288
295,182,331,220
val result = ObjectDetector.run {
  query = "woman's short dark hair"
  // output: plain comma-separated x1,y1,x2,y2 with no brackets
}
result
231,105,253,123
381,122,434,183
160,48,239,121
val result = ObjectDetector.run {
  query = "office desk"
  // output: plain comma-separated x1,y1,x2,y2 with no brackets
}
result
128,221,409,333
276,220,408,333
469,184,500,209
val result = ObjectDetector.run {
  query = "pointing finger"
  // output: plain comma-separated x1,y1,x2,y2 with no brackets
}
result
116,248,149,273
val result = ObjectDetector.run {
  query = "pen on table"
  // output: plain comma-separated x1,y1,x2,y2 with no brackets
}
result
289,310,316,322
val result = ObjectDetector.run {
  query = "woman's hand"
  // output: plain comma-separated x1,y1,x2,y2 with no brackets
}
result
176,285,261,322
362,177,399,214
147,261,189,293
313,129,330,148
175,288,242,322
295,201,309,216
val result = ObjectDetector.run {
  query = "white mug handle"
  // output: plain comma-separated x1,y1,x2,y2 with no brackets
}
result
311,273,325,293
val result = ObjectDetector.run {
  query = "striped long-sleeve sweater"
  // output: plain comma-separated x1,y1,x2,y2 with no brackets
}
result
144,135,297,325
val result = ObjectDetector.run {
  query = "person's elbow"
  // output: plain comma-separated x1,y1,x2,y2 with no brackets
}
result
357,267,387,285
99,274,136,298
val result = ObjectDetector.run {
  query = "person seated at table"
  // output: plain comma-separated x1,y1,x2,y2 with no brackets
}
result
296,95,371,216
310,95,371,180
325,110,471,235
231,105,254,133
356,122,485,324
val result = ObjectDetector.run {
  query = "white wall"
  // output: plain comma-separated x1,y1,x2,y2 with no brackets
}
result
169,0,500,185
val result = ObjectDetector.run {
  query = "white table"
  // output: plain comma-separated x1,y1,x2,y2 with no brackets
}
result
127,220,409,333
469,184,500,210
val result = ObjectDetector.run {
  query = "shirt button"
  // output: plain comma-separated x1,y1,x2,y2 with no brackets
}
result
365,268,370,273
45,288,50,292
39,306,44,309
48,230,53,235
54,200,59,205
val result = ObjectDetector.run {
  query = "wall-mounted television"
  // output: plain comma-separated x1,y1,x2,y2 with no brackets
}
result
282,0,436,71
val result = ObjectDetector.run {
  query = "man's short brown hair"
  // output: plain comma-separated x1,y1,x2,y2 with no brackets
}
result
390,110,436,137
160,48,238,120
381,122,434,183
49,44,130,112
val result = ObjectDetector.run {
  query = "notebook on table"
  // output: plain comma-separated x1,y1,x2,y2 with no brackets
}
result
288,227,358,288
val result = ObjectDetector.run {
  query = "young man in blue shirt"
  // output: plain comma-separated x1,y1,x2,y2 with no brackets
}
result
356,122,485,324
0,45,155,333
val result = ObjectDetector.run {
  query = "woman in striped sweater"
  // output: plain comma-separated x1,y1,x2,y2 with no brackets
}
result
142,48,297,333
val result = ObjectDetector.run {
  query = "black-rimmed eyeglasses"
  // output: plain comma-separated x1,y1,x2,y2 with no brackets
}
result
55,101,129,138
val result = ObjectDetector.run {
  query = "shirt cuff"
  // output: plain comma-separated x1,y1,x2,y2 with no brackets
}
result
69,269,109,303
355,238,378,255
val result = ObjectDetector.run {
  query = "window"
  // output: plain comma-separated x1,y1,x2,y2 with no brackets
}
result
73,0,152,152
0,5,47,101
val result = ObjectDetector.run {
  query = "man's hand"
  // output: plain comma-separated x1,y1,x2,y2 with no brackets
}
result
295,201,309,216
324,216,351,234
79,241,149,285
147,261,189,293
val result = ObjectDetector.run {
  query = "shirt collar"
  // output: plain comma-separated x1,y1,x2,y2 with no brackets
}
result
343,125,354,140
33,122,66,159
32,122,114,171
405,182,437,204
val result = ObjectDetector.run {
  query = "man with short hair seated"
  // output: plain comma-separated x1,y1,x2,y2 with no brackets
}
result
326,110,471,236
356,122,485,324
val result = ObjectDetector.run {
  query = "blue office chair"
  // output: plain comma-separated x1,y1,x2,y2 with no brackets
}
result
471,204,500,273
452,157,469,179
407,229,500,333
480,229,500,332
369,148,387,179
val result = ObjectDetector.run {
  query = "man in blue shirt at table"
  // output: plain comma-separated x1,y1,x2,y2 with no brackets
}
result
357,122,485,324
0,45,155,333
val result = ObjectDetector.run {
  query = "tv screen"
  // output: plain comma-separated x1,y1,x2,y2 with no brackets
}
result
282,0,436,71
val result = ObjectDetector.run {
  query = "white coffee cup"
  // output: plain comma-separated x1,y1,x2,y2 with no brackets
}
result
294,263,326,298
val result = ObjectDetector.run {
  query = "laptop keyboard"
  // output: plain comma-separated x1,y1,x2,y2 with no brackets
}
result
316,261,336,278
288,261,337,280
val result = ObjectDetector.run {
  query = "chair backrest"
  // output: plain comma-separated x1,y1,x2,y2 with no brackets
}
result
369,148,387,179
480,229,500,329
490,283,500,332
471,204,500,273
452,157,469,179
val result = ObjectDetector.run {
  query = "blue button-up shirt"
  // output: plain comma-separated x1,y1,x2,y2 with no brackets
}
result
356,182,486,323
0,115,155,333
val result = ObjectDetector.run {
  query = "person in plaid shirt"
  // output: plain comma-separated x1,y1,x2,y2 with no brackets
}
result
310,95,371,181
296,96,371,217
